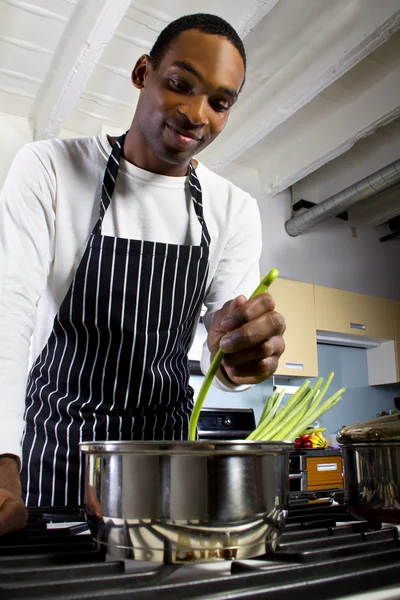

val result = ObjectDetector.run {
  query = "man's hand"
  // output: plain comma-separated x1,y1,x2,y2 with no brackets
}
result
207,294,286,386
0,457,27,537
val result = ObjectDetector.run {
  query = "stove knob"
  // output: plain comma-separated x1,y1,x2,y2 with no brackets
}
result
224,416,233,427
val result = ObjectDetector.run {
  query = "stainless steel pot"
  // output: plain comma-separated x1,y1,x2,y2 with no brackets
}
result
80,440,293,563
337,415,400,523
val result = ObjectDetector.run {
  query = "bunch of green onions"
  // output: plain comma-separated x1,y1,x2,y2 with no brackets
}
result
247,372,345,442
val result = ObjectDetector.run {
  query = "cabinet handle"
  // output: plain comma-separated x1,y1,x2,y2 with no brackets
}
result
289,473,304,479
350,323,366,331
317,463,338,471
285,362,304,370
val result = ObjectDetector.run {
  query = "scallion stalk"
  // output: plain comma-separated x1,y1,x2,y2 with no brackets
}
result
257,391,278,427
285,388,345,441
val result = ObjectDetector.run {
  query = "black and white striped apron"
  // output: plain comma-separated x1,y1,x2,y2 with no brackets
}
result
21,132,210,507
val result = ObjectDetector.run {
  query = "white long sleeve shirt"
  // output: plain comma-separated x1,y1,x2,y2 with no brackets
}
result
0,135,262,458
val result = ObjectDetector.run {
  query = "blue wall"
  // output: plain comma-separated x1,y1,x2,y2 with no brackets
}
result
190,344,400,437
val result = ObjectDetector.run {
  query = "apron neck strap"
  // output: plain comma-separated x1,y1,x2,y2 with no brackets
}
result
188,162,211,248
94,132,211,248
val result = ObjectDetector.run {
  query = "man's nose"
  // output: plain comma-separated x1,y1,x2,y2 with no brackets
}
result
178,96,209,127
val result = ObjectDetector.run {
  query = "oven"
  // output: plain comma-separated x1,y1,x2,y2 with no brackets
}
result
288,453,308,492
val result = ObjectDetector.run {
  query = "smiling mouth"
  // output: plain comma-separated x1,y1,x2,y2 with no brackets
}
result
165,124,202,148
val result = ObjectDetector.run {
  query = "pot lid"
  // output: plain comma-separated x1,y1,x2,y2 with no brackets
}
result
337,414,400,444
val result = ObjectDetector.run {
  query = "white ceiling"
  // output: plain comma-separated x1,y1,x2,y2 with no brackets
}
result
1,0,400,229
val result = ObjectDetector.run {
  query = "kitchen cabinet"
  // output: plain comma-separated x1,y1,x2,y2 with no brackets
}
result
271,279,318,377
307,455,343,491
367,339,398,385
314,286,395,340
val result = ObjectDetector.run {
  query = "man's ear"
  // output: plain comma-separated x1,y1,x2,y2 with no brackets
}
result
132,55,152,90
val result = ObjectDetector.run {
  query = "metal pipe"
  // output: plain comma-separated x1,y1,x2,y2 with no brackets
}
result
285,159,400,237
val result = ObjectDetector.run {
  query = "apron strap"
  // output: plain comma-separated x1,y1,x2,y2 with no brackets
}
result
188,162,211,248
93,132,211,248
92,133,126,235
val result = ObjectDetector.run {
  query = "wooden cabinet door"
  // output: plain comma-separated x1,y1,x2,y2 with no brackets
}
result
307,456,343,490
394,301,400,381
272,279,318,377
314,286,395,340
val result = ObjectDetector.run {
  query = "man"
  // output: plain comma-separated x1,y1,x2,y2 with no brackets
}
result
0,13,285,535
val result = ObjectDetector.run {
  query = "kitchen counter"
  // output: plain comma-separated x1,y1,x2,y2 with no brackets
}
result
291,448,342,457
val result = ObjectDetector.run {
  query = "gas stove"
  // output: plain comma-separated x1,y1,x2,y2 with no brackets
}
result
1,500,400,599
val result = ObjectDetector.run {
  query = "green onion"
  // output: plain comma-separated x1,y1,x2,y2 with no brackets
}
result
270,389,318,441
285,387,345,442
257,390,278,427
246,372,346,443
247,380,310,441
247,388,286,441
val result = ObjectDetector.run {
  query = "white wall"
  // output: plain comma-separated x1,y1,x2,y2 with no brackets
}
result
220,162,400,301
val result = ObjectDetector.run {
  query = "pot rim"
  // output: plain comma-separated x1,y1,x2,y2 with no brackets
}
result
79,440,294,455
339,442,400,448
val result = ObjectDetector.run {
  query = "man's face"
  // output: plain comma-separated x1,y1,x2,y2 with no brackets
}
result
132,29,245,166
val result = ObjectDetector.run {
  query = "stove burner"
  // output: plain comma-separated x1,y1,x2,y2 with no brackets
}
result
1,503,399,599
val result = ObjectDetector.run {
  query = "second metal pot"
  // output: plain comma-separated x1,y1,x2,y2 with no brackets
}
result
80,440,293,563
338,415,400,523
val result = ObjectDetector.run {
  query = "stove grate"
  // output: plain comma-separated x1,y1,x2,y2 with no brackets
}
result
1,504,399,600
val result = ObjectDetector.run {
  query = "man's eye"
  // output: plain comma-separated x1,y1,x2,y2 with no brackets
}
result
169,79,190,92
210,99,230,112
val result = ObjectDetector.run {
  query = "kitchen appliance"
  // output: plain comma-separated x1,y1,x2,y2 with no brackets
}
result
196,407,256,440
338,414,400,523
2,500,400,599
287,453,308,492
80,439,293,562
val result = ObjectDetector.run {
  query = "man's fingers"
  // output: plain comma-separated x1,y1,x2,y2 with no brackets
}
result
223,355,279,385
222,336,285,368
220,293,275,331
214,295,248,333
0,492,27,537
207,295,248,356
220,311,286,353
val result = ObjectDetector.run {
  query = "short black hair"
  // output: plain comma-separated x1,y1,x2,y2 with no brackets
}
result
149,13,246,74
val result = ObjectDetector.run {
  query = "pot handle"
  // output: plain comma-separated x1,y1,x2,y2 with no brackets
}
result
329,489,350,504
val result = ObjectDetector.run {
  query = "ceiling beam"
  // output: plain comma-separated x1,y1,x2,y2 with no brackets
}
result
259,63,400,194
234,0,280,38
32,0,131,140
200,1,400,172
